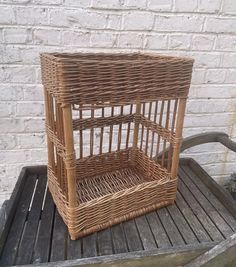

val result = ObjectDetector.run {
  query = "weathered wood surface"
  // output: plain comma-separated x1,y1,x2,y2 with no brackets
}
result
188,158,236,218
0,167,27,254
20,243,215,267
184,233,236,267
1,160,236,266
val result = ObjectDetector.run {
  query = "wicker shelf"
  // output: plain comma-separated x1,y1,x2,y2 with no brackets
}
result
41,52,194,239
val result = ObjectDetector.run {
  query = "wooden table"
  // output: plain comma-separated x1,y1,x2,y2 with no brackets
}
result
1,132,236,267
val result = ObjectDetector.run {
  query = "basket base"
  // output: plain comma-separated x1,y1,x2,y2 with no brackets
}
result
76,167,151,203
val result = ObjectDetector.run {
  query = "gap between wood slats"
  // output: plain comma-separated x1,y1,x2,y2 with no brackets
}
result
180,166,233,239
0,174,38,266
182,164,236,232
33,189,56,264
178,168,224,242
15,174,48,265
175,191,212,243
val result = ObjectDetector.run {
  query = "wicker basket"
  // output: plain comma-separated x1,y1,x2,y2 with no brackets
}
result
40,53,193,240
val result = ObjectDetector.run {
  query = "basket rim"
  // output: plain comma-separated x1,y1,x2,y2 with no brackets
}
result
40,52,194,64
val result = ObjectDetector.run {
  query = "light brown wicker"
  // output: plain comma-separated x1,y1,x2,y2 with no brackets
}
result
40,52,194,240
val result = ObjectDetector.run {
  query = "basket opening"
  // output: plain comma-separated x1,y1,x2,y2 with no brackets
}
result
76,164,169,203
76,167,146,203
72,104,136,159
46,98,180,203
46,52,190,63
72,100,177,172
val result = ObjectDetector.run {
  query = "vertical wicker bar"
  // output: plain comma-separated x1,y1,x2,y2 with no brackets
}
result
41,53,194,240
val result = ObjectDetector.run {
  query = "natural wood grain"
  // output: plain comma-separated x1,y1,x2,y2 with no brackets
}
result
67,237,82,260
188,158,236,218
97,229,113,256
15,174,47,265
185,162,236,231
0,167,27,255
146,211,171,249
32,189,55,264
182,164,236,232
111,224,128,254
157,207,185,246
135,216,157,250
0,174,37,266
178,174,224,242
175,191,211,243
83,233,97,258
185,233,236,267
50,209,67,262
180,167,233,238
123,219,143,252
167,203,198,244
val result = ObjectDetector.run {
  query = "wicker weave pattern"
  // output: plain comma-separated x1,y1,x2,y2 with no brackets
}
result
41,52,193,240
41,53,193,105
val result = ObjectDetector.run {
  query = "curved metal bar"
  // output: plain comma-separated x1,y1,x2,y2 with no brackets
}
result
180,132,229,153
157,132,236,159
180,132,236,153
217,134,236,153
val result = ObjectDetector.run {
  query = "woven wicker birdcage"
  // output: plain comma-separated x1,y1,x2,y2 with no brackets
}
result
40,52,193,240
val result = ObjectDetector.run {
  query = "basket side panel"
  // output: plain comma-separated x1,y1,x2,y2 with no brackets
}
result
41,55,69,200
133,98,186,180
72,103,136,180
43,55,193,105
67,178,177,238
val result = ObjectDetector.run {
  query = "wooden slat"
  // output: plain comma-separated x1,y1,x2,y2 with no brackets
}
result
67,237,82,260
50,209,67,262
157,208,185,246
123,219,143,252
175,191,211,243
37,242,217,267
178,175,224,242
187,158,236,218
0,174,37,266
0,167,27,255
185,233,236,267
182,164,236,232
32,189,55,263
167,204,198,244
97,229,113,256
180,167,233,238
15,174,47,265
146,211,171,249
135,216,157,250
111,224,128,254
83,233,97,258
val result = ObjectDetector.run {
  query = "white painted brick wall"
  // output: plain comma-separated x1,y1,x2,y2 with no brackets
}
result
0,0,236,206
